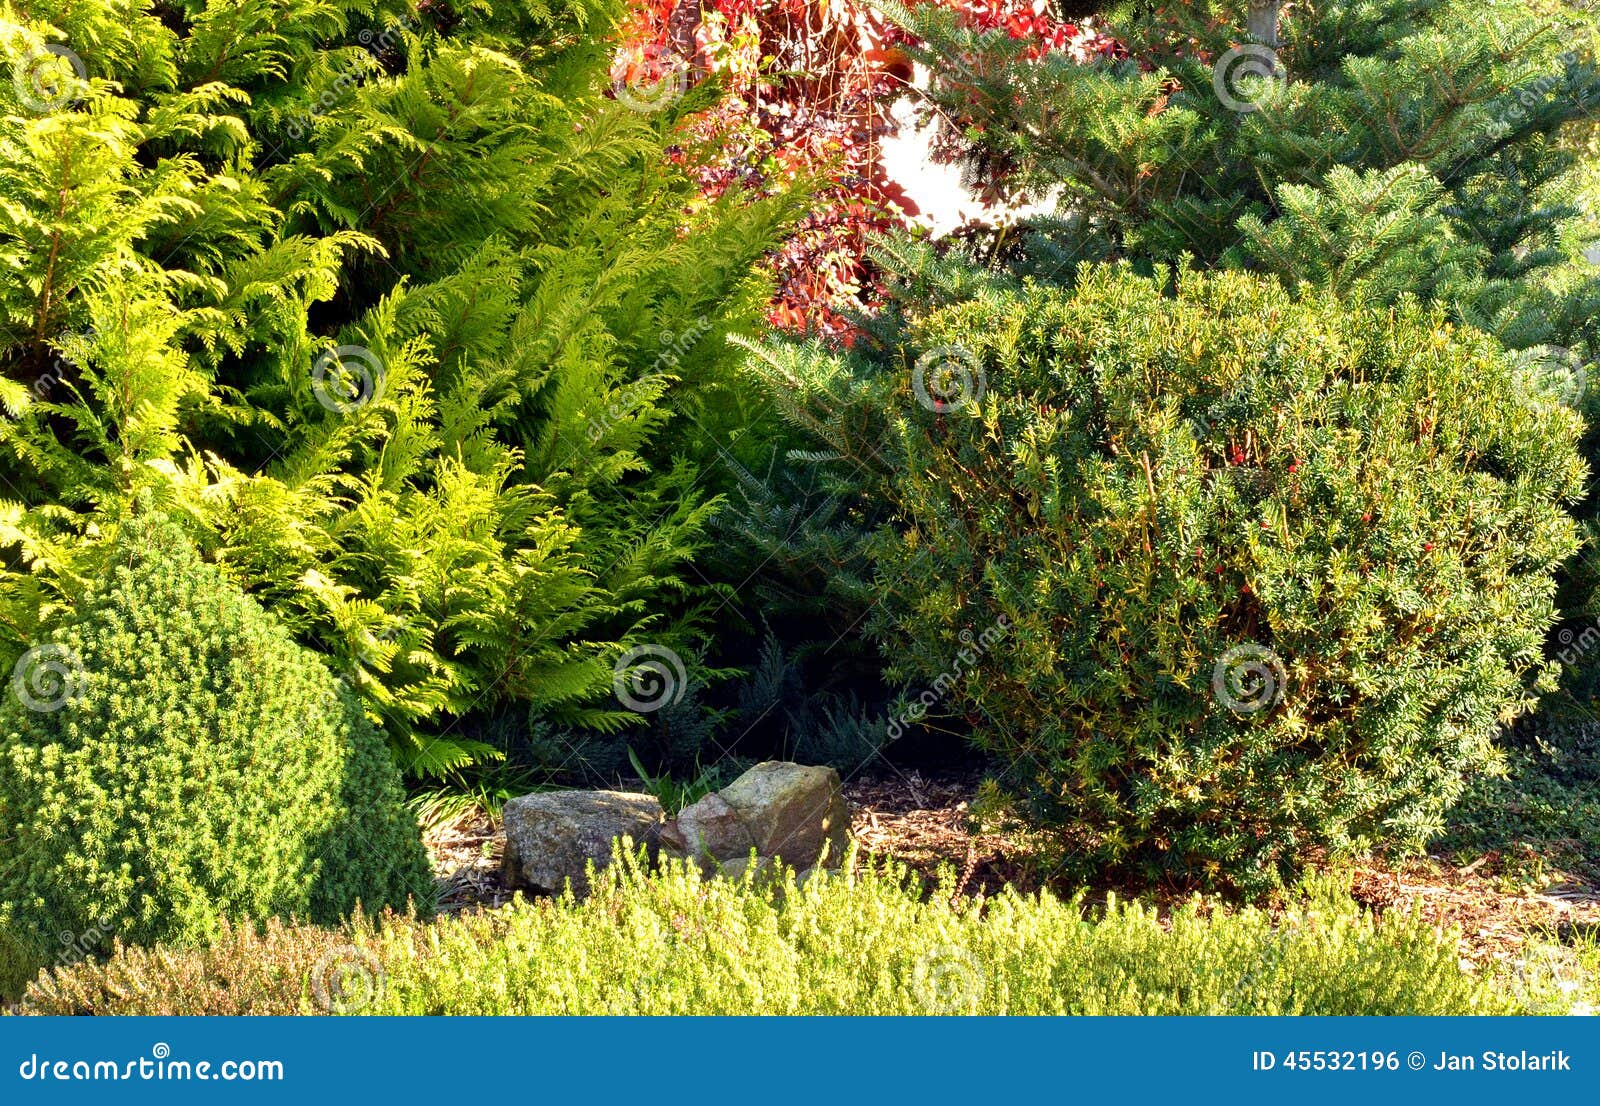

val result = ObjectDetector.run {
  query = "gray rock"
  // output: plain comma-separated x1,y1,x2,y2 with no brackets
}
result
501,790,663,895
711,855,773,882
719,761,850,869
658,792,755,865
659,761,850,873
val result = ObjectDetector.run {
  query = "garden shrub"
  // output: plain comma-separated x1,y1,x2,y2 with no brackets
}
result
18,852,1546,1016
0,510,432,990
0,0,798,789
731,1,1600,772
759,264,1586,892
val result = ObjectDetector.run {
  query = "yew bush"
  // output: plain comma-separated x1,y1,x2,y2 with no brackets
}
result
760,265,1587,891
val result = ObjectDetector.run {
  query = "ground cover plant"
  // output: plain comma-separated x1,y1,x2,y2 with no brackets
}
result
15,851,1573,1016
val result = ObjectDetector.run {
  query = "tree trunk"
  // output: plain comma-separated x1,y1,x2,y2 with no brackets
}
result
1246,0,1282,49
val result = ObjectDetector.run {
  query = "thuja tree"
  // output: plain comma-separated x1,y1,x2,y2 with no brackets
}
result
0,0,797,781
750,265,1586,892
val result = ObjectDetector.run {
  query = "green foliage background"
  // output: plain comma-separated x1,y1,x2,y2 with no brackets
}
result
741,0,1600,887
0,0,797,786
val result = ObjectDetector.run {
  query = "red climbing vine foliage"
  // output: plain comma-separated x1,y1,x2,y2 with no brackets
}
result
615,0,1121,339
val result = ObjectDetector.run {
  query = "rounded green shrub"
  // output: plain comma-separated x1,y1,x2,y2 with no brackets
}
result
0,510,433,980
865,265,1587,892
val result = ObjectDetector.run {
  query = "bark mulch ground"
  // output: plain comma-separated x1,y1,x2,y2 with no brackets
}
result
427,771,1600,970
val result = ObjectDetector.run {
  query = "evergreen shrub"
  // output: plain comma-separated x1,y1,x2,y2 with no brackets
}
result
852,265,1586,891
0,510,432,988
